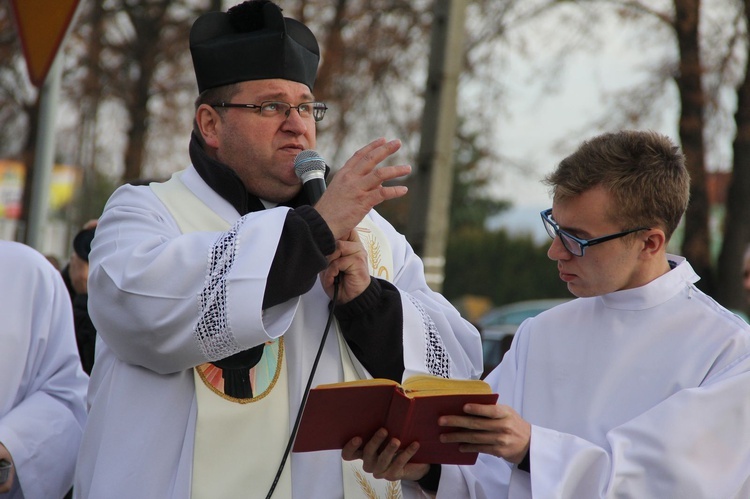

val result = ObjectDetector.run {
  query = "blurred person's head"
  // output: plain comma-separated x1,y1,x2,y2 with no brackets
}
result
72,226,97,262
69,224,97,295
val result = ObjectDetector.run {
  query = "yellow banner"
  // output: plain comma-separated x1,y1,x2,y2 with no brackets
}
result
0,159,82,219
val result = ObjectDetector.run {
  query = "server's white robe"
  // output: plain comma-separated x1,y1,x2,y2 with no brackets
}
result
0,241,88,499
74,166,483,498
437,256,750,498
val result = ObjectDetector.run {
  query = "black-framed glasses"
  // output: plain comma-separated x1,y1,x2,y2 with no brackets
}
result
211,101,328,122
540,208,650,257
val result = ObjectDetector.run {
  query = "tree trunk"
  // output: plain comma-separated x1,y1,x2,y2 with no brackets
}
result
123,75,150,183
716,0,750,312
121,0,171,183
75,0,106,226
312,0,346,103
673,0,714,294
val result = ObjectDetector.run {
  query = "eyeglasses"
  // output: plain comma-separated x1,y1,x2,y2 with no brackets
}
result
540,208,650,257
211,101,328,122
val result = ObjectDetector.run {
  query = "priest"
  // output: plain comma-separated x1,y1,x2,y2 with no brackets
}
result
73,1,483,498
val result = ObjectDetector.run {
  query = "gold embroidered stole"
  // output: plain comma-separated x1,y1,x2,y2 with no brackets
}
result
151,172,291,498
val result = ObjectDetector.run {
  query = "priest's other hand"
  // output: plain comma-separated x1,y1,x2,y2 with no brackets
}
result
320,230,371,304
438,403,531,465
342,428,430,482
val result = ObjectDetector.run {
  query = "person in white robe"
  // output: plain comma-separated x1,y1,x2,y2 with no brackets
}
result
0,241,88,499
346,130,750,497
73,2,483,498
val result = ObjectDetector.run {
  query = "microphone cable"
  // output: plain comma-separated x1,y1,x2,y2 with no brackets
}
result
265,276,340,499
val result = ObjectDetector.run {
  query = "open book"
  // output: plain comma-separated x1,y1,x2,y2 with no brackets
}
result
292,375,499,465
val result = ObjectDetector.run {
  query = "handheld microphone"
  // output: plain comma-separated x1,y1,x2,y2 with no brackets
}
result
294,150,327,204
293,150,339,286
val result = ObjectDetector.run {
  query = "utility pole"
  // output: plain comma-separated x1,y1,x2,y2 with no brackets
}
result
26,55,61,250
407,0,468,292
11,0,82,250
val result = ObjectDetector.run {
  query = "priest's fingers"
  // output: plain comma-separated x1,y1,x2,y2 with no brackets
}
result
371,442,429,482
314,139,410,240
371,435,401,475
362,428,390,457
381,442,419,473
321,238,371,303
323,229,363,262
363,435,427,482
343,430,431,482
326,235,366,265
358,428,391,472
340,137,400,176
342,436,365,462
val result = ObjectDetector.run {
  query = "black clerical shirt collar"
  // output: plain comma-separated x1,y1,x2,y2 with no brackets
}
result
188,132,311,216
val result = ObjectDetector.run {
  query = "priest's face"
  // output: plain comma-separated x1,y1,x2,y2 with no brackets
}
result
546,186,649,298
211,79,317,203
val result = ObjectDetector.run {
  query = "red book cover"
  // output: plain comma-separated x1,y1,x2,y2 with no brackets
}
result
292,376,499,465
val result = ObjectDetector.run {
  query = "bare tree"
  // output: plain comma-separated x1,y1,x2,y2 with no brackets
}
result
717,0,750,311
556,0,750,297
599,0,750,300
64,0,107,225
103,0,197,182
4,0,642,256
673,0,714,293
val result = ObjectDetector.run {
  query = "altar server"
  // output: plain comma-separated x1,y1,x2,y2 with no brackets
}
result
347,130,750,498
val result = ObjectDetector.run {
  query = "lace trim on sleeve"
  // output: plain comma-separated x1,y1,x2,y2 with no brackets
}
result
407,295,451,378
194,218,245,360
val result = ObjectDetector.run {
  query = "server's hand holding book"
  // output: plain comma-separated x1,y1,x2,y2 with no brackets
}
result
292,374,499,465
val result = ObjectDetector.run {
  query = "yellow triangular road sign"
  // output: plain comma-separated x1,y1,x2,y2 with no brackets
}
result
10,0,82,87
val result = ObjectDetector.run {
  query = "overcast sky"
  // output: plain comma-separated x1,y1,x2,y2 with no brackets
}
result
482,6,684,239
489,8,678,211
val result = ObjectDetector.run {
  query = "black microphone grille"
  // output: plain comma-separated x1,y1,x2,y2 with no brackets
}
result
294,150,327,177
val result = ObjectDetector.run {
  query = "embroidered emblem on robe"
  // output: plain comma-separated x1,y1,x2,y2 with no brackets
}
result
195,338,284,402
